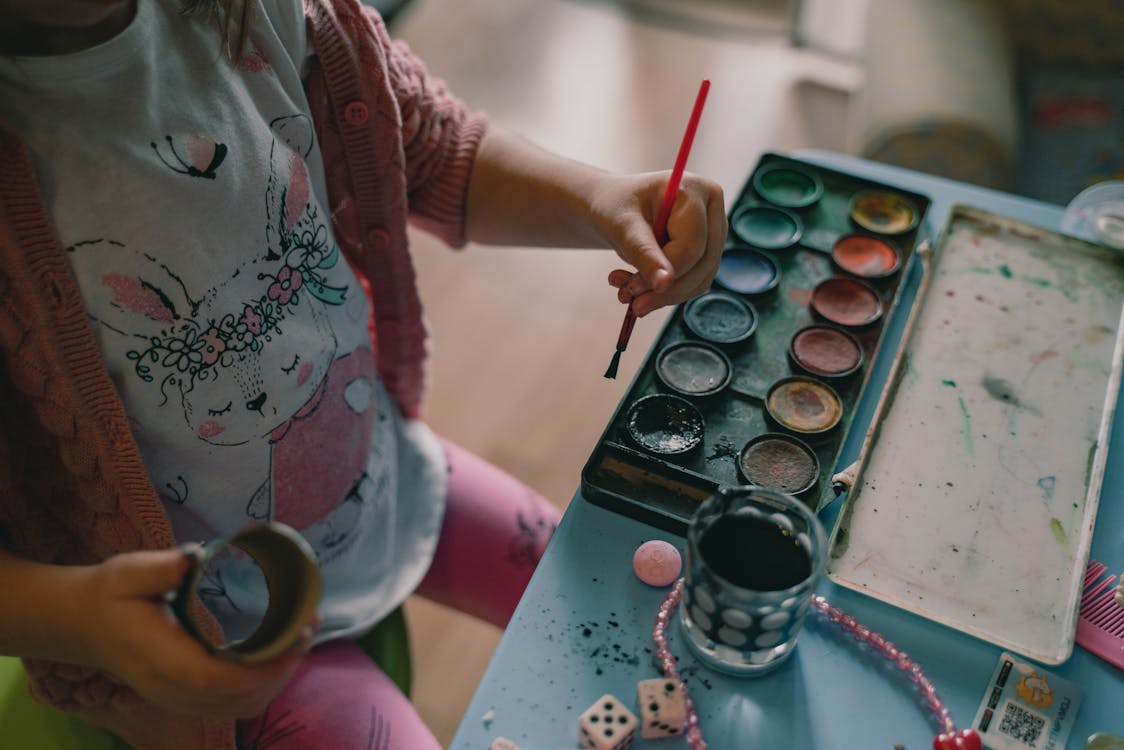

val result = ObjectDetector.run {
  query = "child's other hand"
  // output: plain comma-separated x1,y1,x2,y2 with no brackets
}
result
79,548,313,718
596,170,726,317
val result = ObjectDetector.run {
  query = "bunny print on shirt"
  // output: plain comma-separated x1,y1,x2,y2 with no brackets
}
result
68,114,396,583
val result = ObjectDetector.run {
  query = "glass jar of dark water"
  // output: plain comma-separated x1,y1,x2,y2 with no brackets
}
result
679,486,826,677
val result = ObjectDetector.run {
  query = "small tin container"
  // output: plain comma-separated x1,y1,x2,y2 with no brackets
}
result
683,291,758,347
809,276,883,329
764,376,843,442
788,324,864,380
849,190,920,235
753,164,824,209
655,341,732,399
624,393,706,458
714,246,781,296
737,432,820,498
831,233,902,280
730,204,803,250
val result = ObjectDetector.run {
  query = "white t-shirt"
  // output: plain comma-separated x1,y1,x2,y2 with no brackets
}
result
0,0,446,643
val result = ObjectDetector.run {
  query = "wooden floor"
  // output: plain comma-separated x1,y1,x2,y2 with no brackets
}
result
391,0,860,743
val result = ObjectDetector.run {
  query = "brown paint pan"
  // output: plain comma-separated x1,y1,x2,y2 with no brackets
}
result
737,432,820,498
809,276,884,330
788,324,864,380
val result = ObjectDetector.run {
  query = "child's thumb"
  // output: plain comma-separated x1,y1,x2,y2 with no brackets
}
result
617,219,674,295
108,546,200,598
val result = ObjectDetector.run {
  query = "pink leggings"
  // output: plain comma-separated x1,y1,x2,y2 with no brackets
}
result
235,437,561,749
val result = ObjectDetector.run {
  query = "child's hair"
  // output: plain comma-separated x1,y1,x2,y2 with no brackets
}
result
180,0,254,61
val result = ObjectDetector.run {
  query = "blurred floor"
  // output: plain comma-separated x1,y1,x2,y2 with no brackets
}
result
391,0,859,743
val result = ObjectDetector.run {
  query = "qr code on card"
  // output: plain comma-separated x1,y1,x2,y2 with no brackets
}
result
996,699,1047,747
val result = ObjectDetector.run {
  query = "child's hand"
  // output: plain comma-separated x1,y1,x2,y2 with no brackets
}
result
79,548,313,718
595,170,726,317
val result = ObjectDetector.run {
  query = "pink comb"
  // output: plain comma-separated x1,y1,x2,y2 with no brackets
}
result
1075,559,1124,669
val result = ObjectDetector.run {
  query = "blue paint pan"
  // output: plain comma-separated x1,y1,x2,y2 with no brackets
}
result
714,246,780,296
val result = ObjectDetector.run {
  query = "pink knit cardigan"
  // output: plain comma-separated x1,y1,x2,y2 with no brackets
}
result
0,0,487,746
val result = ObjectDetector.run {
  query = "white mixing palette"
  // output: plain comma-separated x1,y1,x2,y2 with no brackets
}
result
828,206,1124,664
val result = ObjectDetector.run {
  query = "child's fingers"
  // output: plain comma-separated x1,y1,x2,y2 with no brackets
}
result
104,548,198,598
614,215,675,293
631,265,716,317
606,268,634,290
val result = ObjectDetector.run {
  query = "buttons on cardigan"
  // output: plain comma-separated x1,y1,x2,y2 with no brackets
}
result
367,227,390,250
344,100,369,126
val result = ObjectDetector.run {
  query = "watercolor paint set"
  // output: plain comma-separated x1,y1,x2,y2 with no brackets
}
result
581,152,931,534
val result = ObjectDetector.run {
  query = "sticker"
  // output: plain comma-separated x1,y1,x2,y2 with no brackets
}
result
971,652,1082,750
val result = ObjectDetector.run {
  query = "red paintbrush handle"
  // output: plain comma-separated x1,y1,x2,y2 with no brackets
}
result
652,79,710,244
616,307,637,350
607,79,709,375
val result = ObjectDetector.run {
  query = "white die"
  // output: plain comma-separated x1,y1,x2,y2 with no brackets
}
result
637,678,687,739
488,738,522,750
578,693,638,750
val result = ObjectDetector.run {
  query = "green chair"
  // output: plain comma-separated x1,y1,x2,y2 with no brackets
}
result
0,609,411,748
0,656,129,749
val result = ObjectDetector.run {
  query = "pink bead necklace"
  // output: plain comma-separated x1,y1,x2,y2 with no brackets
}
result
652,579,706,750
651,579,983,750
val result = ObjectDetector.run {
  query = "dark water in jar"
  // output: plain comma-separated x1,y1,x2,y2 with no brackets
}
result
698,513,810,591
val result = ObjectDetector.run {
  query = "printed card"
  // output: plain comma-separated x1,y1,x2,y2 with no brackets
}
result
971,652,1083,750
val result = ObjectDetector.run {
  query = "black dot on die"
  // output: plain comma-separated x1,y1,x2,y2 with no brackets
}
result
605,728,615,738
649,702,659,712
664,682,676,692
618,716,628,724
590,716,600,724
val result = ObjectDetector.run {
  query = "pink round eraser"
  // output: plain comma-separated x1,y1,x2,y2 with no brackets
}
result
632,540,682,587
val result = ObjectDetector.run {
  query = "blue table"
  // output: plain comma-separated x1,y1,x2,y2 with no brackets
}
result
450,152,1124,750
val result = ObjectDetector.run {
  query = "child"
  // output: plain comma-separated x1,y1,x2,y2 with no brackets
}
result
0,0,726,747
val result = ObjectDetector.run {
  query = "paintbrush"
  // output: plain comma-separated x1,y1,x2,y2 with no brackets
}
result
604,78,711,379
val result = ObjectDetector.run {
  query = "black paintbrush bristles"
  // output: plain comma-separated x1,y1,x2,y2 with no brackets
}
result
604,349,623,379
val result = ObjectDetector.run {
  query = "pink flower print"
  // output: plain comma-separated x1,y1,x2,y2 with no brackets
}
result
240,305,263,335
199,327,226,365
284,154,310,230
268,267,303,305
